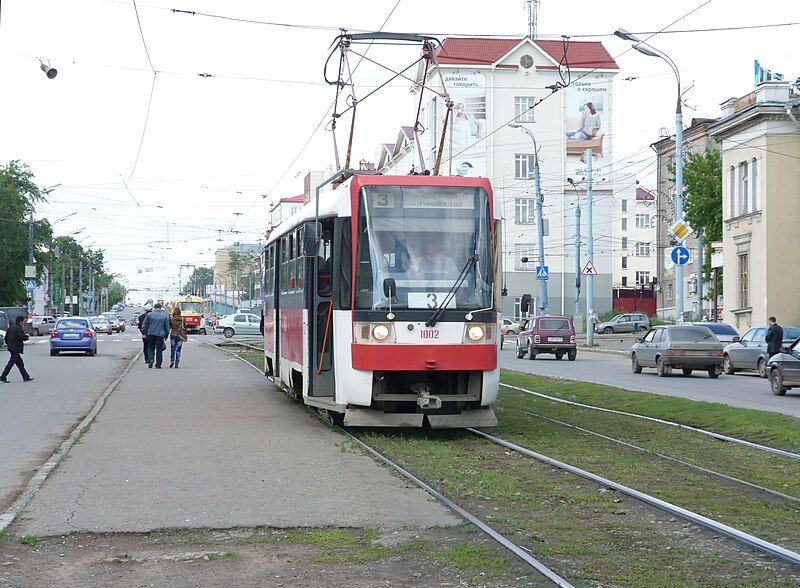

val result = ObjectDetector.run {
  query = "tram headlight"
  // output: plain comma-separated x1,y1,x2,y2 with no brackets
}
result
372,324,390,341
467,324,485,342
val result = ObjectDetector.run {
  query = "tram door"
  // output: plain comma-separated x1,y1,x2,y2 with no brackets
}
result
309,220,335,397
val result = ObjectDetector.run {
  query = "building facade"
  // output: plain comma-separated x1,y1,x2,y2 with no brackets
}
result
709,81,800,330
380,37,620,321
651,118,717,320
612,185,658,289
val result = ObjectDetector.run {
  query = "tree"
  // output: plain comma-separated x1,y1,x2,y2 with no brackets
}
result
0,161,51,306
188,266,214,296
107,280,127,308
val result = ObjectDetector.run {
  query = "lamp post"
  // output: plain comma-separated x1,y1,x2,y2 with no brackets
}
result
509,123,548,314
614,28,684,322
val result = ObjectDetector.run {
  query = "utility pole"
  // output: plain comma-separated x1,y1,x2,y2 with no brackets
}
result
69,261,74,316
78,259,83,315
533,159,548,314
574,197,581,322
586,148,595,346
27,213,34,314
61,260,66,316
696,230,703,320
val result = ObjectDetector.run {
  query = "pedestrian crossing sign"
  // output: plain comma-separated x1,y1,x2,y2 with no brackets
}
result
535,265,549,280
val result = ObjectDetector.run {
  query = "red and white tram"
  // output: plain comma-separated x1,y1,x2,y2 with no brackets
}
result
262,171,501,428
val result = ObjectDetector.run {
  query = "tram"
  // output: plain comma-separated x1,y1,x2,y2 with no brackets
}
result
262,171,501,428
169,295,210,334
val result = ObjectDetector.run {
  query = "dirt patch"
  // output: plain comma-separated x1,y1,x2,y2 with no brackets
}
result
0,526,540,587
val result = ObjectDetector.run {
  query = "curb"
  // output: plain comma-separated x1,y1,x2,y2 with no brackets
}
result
0,349,142,533
203,342,264,376
578,346,630,357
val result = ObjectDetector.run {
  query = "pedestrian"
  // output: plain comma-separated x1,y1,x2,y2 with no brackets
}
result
169,307,188,368
140,302,170,369
138,304,152,364
765,316,784,358
1,316,34,383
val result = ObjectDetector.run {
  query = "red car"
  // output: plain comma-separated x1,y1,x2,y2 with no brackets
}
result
516,315,577,361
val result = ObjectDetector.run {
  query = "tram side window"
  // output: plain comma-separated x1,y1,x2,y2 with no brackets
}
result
280,238,290,295
295,227,305,291
318,225,333,297
264,246,274,297
338,219,352,309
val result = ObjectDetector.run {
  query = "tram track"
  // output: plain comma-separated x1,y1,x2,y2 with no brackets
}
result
501,382,800,460
467,427,800,566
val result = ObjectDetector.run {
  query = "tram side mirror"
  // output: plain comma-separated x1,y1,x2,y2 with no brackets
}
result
383,278,396,298
520,294,532,314
302,222,321,257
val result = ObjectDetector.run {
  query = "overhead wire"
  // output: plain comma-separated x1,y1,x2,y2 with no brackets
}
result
128,0,159,180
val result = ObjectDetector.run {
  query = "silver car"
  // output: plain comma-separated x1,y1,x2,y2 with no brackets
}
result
631,325,724,378
595,312,651,334
723,325,800,378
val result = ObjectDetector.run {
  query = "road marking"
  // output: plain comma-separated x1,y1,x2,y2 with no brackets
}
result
113,339,122,342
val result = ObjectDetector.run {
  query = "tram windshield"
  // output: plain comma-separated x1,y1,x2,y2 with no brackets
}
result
356,185,493,311
178,302,205,314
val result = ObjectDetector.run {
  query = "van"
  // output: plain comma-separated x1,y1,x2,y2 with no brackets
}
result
516,315,577,361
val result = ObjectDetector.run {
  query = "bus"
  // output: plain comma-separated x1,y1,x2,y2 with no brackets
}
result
262,171,501,428
169,295,210,334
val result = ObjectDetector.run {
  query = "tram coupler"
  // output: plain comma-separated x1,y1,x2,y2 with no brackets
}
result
410,383,442,410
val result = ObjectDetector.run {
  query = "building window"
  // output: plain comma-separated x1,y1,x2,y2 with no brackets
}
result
514,297,531,321
739,161,749,216
515,243,536,271
636,271,651,286
621,237,628,250
621,199,627,213
621,257,628,269
667,283,673,300
635,241,651,256
515,198,534,224
727,165,736,219
621,218,627,231
635,214,650,228
751,157,760,213
738,253,749,308
515,154,535,179
621,276,628,286
514,96,536,122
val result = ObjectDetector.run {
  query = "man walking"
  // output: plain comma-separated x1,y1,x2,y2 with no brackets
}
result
765,316,784,359
1,316,34,383
141,302,170,369
138,303,152,364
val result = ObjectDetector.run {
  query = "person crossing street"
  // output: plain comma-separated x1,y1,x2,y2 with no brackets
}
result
1,316,33,383
141,302,170,369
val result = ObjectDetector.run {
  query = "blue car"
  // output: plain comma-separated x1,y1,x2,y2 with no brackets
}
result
50,317,98,356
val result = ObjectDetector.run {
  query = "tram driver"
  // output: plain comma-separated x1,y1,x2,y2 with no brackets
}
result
411,236,458,280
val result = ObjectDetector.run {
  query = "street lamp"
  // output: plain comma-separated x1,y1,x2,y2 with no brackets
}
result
508,122,548,314
614,27,685,322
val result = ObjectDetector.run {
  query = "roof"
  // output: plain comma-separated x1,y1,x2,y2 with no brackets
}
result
635,186,656,201
280,194,305,203
434,37,618,70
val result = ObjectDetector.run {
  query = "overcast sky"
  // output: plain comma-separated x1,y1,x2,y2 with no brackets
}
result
1,0,797,298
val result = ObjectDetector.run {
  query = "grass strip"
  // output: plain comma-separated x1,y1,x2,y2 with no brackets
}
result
360,430,799,587
501,371,800,453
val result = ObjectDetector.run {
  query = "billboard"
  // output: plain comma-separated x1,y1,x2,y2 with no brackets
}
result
564,78,609,177
442,72,487,177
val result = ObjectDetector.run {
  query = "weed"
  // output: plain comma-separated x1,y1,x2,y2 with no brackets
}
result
223,551,240,560
19,535,38,547
0,531,12,542
75,424,91,442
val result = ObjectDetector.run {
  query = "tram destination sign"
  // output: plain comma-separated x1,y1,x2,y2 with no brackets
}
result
403,192,474,209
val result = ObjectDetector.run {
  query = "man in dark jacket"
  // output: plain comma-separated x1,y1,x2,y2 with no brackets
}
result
138,304,152,364
1,316,33,383
141,302,170,368
765,316,784,357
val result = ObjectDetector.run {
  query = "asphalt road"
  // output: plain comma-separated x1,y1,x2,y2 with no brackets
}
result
499,345,800,418
0,308,142,510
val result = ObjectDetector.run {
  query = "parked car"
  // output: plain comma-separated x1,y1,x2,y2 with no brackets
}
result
0,306,33,335
102,312,126,332
687,322,739,345
28,315,56,336
723,326,800,378
50,317,97,356
594,312,651,334
215,313,262,338
89,316,113,335
0,328,5,350
131,312,140,328
767,337,800,395
516,315,577,361
501,318,524,336
631,325,724,378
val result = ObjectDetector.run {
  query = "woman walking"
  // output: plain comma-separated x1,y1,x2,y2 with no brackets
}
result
169,307,188,368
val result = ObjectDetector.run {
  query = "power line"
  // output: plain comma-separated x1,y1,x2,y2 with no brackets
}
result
128,0,158,180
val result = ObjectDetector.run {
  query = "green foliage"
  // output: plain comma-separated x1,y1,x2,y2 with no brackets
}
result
0,161,52,306
107,280,127,307
188,266,214,296
19,534,38,547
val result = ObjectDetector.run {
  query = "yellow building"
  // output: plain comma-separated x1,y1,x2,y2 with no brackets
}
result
709,81,800,330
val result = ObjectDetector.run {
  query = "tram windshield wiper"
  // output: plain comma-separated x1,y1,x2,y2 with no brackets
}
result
425,255,477,328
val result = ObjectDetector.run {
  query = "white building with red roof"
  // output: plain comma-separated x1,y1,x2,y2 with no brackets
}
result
381,36,621,321
268,194,305,233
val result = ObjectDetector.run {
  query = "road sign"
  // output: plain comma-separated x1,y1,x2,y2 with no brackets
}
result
24,279,37,290
668,219,693,242
580,261,598,276
671,246,691,266
535,265,549,281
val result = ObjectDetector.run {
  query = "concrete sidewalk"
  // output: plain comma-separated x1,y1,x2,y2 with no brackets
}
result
14,342,458,536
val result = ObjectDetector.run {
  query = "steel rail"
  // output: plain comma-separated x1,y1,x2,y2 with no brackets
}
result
339,430,575,587
522,410,800,505
468,428,800,566
501,383,800,460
